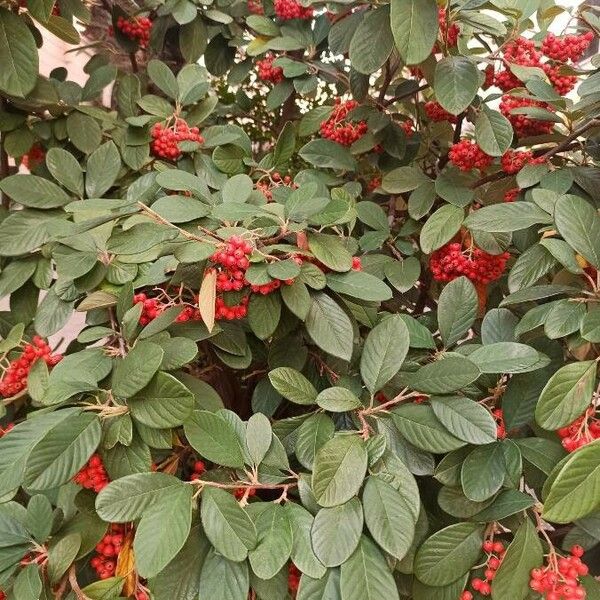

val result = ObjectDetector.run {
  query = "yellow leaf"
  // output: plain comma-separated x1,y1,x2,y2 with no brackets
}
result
116,531,136,597
198,269,217,333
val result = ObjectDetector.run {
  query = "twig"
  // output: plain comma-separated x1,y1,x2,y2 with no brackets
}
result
0,99,10,209
190,478,298,491
383,84,429,107
137,201,222,243
68,565,92,600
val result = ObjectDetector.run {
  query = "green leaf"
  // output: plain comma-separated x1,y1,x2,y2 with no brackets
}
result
0,174,71,208
535,361,596,430
340,536,400,600
308,233,352,273
295,414,335,470
184,410,245,468
385,257,421,293
285,503,326,579
305,293,354,362
46,148,84,196
13,564,42,599
134,485,193,578
363,476,415,560
316,387,362,412
269,367,317,406
430,396,497,445
201,487,257,562
147,59,179,99
437,277,478,346
543,440,600,523
248,503,292,579
408,355,481,394
129,372,194,429
248,292,281,340
281,280,311,320
81,577,126,599
297,570,341,600
96,472,189,519
414,522,484,586
420,205,465,254
67,111,102,154
554,194,600,270
0,8,39,97
475,107,513,156
112,341,164,398
472,489,535,522
382,166,430,194
47,533,81,584
311,498,363,567
326,271,392,302
491,519,543,600
246,412,272,465
464,202,552,232
390,0,438,65
469,342,543,374
434,56,480,115
349,6,394,75
312,435,368,507
392,404,466,453
198,550,249,600
24,412,101,489
299,139,356,171
85,141,121,198
461,442,505,501
360,315,410,394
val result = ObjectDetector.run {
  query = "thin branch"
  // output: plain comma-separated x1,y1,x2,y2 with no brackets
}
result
0,99,10,209
383,83,429,107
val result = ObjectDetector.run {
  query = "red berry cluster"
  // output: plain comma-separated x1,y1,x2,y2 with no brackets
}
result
0,590,5,600
0,336,62,398
558,406,600,452
256,172,297,201
0,423,14,437
494,37,542,92
234,486,257,500
215,295,249,321
115,15,152,47
21,144,45,170
493,408,506,439
74,454,110,493
212,236,254,291
543,64,577,95
91,524,126,579
424,101,457,124
462,539,506,598
257,54,284,84
448,140,493,172
401,120,415,138
211,236,255,320
133,293,164,326
273,0,313,20
438,8,459,46
483,64,495,90
504,187,521,203
542,32,594,63
529,546,589,600
189,460,206,480
500,149,545,174
367,176,381,193
150,119,203,161
500,95,554,137
247,0,264,14
320,99,368,147
288,563,301,597
429,242,510,285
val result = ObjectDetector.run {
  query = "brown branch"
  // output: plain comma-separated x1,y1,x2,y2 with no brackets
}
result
470,119,600,189
378,59,392,105
0,99,10,209
383,83,429,107
129,53,139,73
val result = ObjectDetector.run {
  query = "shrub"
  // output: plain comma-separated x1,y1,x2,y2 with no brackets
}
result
0,0,599,598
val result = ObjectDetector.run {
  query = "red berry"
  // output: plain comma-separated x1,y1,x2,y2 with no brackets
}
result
319,99,368,147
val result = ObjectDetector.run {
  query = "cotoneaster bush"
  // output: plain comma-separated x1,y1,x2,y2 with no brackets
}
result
0,0,599,599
